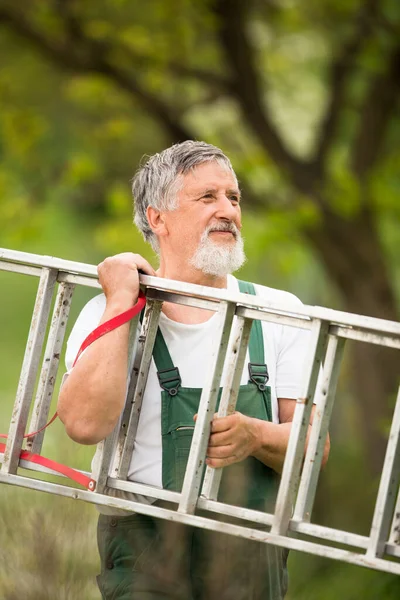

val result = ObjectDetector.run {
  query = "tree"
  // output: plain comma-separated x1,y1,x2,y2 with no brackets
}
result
0,0,399,471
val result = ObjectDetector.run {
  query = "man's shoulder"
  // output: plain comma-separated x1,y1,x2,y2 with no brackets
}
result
85,292,106,309
74,293,106,328
232,276,303,309
254,282,303,308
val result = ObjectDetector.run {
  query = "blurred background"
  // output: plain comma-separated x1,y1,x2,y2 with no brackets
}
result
0,0,399,598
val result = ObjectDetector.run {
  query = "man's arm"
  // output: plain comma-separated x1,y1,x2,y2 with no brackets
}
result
205,399,330,474
57,253,155,445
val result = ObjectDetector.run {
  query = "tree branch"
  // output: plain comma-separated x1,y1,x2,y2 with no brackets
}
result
314,0,380,170
0,4,195,144
350,44,400,180
54,0,234,104
116,50,234,90
212,0,317,197
54,0,234,91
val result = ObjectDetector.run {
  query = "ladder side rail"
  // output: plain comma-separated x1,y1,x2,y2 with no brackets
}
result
0,439,377,556
290,519,369,549
27,282,75,453
1,268,57,474
116,298,163,480
1,469,400,576
147,287,219,313
201,315,253,501
139,272,400,337
271,319,330,535
0,261,42,278
237,305,312,330
57,272,101,289
9,444,374,558
148,289,312,332
178,300,237,514
107,475,275,526
367,384,400,558
199,496,273,525
301,308,400,337
0,247,98,279
2,247,400,337
330,325,400,351
293,335,345,522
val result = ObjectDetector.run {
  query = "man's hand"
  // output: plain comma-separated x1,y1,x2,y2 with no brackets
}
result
201,412,261,468
97,253,156,308
198,401,330,474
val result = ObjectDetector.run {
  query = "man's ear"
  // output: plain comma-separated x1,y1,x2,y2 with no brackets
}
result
147,206,168,238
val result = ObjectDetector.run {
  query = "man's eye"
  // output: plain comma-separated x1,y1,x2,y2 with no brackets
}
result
230,196,239,203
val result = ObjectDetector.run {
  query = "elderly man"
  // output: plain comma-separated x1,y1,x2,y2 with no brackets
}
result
58,140,329,600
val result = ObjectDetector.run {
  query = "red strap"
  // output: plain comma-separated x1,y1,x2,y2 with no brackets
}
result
72,290,146,368
0,442,96,489
0,290,147,490
0,411,59,441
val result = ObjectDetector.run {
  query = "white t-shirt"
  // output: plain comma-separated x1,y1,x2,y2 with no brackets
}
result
64,275,310,509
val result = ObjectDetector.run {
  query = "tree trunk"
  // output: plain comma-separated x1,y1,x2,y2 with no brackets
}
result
306,208,399,473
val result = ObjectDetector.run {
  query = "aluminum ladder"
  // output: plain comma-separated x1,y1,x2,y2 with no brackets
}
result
0,247,399,575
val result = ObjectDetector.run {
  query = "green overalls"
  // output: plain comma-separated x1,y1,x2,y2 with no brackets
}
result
97,281,289,600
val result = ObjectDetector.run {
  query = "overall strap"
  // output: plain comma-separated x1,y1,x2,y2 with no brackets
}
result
144,279,269,395
238,280,269,391
140,312,182,396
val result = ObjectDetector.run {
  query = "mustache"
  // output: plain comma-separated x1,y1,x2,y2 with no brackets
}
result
205,222,239,238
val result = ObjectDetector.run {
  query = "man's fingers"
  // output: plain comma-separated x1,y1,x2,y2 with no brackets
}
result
210,415,235,433
97,253,157,304
208,430,232,447
206,444,234,459
134,257,156,276
206,455,238,469
99,253,156,277
124,253,156,276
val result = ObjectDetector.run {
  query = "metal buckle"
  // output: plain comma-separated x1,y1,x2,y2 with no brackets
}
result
157,367,181,396
248,362,269,391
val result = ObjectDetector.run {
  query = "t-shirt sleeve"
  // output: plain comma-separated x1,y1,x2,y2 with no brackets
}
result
64,293,106,372
275,294,311,400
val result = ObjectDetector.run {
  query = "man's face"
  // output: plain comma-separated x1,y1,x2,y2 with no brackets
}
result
161,161,245,276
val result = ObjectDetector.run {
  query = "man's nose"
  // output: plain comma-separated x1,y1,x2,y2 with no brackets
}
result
215,194,240,220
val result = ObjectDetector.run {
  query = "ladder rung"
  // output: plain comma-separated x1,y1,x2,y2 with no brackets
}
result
293,335,345,522
271,319,330,536
201,315,252,501
26,282,75,454
367,384,400,558
116,299,163,480
1,268,57,474
178,301,236,514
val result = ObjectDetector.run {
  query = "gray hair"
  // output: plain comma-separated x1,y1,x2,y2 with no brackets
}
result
132,140,237,252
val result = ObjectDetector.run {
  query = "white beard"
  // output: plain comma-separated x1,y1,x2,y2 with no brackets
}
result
189,224,246,277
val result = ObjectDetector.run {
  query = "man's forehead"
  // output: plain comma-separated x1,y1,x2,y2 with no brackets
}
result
181,163,239,191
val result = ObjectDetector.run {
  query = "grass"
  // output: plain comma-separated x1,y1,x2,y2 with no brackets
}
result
0,486,99,600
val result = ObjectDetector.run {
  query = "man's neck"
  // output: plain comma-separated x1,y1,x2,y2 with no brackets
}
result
156,264,228,290
155,263,230,324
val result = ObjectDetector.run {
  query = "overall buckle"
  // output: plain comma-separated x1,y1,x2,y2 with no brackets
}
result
248,363,269,392
157,367,182,396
